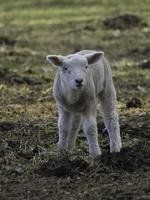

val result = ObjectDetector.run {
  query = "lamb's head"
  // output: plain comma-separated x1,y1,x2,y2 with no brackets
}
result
47,51,103,90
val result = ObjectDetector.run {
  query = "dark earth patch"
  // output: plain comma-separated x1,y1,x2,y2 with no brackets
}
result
0,121,16,131
10,75,43,85
129,47,150,58
35,157,90,178
35,148,150,179
0,68,43,85
6,139,20,150
126,97,142,109
138,60,150,69
142,47,150,56
103,14,146,29
0,67,9,77
0,36,16,46
95,149,150,173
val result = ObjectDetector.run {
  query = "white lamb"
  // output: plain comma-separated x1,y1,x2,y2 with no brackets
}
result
47,50,122,158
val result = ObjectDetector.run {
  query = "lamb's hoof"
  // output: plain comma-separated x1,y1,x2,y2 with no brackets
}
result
110,142,122,153
89,150,102,159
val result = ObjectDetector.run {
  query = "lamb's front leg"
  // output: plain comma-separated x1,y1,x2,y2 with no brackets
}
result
58,108,72,151
100,84,122,153
83,111,101,158
68,114,82,151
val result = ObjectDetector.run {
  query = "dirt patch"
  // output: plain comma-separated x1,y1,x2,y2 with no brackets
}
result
126,97,142,109
96,149,150,173
142,47,150,56
6,139,20,150
0,121,16,131
103,14,146,29
10,75,43,85
35,157,90,178
35,148,150,179
128,47,150,58
0,68,43,85
138,60,150,69
0,36,16,46
17,151,35,160
0,68,9,77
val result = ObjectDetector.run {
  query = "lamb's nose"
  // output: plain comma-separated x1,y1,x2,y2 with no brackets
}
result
75,79,83,84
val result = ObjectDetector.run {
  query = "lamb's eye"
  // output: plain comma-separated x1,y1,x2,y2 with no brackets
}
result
64,67,68,71
85,66,88,69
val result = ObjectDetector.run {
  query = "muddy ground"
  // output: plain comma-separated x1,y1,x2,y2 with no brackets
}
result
0,0,150,199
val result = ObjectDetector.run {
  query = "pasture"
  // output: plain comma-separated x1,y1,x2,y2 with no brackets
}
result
0,0,150,199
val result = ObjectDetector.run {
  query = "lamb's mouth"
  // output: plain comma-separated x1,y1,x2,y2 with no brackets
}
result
75,83,83,88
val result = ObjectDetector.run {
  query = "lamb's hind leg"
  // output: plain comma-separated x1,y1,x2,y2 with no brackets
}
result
67,114,82,151
99,84,122,153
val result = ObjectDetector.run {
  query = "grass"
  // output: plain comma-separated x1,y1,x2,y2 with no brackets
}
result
0,0,150,199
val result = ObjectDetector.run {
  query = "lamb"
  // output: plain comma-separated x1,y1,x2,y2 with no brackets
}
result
47,50,122,158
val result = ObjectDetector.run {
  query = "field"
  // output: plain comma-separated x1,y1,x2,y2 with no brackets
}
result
0,0,150,199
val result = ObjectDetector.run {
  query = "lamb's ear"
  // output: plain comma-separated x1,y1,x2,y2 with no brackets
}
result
46,55,64,66
85,51,104,65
